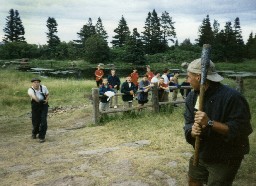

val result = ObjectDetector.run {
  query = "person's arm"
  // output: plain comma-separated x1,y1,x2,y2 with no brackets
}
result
28,88,39,102
192,111,229,136
44,94,49,104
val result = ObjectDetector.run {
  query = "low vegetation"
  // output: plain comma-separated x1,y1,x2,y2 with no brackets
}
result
0,69,255,185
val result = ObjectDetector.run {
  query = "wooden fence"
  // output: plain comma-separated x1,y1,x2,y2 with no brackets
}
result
91,76,245,124
91,84,192,124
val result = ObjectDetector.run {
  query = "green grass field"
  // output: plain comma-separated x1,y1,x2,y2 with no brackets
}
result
0,69,255,185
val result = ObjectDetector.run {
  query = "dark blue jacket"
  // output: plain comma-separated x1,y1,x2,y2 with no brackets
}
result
184,83,253,163
107,75,121,90
99,84,114,103
121,81,137,101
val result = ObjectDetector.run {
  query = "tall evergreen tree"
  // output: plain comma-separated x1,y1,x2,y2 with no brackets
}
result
124,28,145,64
160,11,176,45
95,17,108,41
233,17,245,60
233,17,244,45
246,32,256,59
75,18,96,47
3,9,26,43
213,19,220,38
46,17,60,58
111,16,130,47
84,34,110,63
197,15,214,46
142,9,163,54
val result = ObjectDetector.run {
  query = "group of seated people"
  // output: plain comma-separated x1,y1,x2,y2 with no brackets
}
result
98,67,191,111
99,67,190,111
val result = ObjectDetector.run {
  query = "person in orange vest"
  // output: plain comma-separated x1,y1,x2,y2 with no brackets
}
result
95,65,104,87
130,68,139,90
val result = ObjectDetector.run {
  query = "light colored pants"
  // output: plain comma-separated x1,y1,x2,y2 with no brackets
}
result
99,102,109,111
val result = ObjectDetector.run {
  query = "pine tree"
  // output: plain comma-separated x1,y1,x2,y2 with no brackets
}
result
46,17,60,58
223,22,237,61
142,9,164,54
160,11,176,45
75,18,96,47
111,16,130,47
84,34,109,63
124,28,145,64
95,17,108,41
246,32,256,59
197,15,214,46
3,9,26,43
233,17,245,60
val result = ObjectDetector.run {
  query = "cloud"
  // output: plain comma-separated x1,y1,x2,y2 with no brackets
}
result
0,0,255,44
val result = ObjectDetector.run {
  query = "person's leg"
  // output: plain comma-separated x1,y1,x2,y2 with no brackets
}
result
39,104,48,141
188,157,208,186
31,103,41,138
207,159,242,186
114,89,118,108
172,89,178,101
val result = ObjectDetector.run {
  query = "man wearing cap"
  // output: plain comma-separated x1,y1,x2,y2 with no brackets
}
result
28,78,49,143
184,58,252,185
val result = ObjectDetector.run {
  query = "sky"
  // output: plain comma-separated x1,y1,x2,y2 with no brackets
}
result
0,0,256,45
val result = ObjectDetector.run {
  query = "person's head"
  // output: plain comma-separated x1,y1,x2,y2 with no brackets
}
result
102,78,108,85
31,78,41,89
159,77,164,84
187,58,223,91
97,65,101,69
133,69,137,73
163,68,169,74
126,76,131,82
154,71,160,77
143,74,148,81
173,71,180,77
111,69,116,76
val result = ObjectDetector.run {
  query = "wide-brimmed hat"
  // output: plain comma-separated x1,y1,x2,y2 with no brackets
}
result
31,78,41,82
187,58,224,82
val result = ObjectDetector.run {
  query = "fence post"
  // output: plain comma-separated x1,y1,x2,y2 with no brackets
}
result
236,76,244,94
151,83,159,113
92,88,100,124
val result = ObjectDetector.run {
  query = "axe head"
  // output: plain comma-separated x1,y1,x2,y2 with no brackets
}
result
200,44,211,85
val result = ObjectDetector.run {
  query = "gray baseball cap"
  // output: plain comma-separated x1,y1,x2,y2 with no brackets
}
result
187,58,224,82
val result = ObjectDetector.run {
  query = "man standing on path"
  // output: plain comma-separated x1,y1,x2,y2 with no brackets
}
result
28,78,49,143
184,58,253,186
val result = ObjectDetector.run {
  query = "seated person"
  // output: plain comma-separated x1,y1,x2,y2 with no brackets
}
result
99,78,115,111
158,77,169,102
121,76,137,108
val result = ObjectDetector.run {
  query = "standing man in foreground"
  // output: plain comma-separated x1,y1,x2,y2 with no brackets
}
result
184,58,252,186
28,78,49,143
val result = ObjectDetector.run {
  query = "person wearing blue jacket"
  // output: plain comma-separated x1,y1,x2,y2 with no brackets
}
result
99,78,114,111
107,69,120,108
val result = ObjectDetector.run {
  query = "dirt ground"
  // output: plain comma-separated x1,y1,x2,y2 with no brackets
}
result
0,105,254,186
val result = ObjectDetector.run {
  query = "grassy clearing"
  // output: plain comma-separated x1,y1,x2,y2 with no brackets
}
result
0,69,255,185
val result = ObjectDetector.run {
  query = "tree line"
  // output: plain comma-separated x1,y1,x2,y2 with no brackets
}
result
1,9,256,64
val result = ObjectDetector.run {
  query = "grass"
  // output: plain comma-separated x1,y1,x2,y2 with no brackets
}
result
0,69,255,185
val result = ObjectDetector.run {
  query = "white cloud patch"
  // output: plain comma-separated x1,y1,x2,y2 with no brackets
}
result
0,0,255,44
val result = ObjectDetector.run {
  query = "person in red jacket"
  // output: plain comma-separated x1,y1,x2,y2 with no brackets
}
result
95,65,104,87
130,68,139,90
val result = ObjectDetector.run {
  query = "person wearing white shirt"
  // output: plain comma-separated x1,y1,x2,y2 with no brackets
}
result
28,78,49,143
